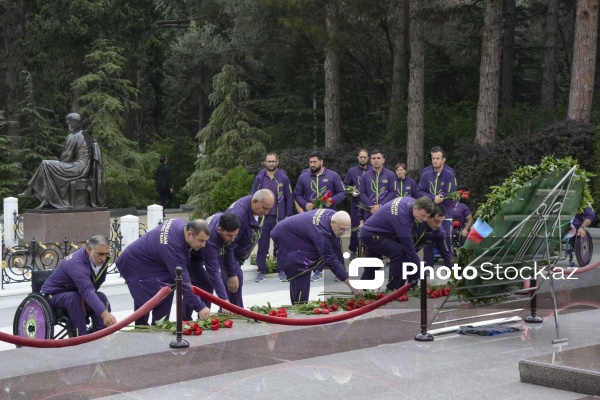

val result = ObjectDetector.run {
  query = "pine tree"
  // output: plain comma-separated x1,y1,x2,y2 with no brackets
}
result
185,64,267,216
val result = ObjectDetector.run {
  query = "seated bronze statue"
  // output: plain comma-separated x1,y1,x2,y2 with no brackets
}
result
19,113,105,209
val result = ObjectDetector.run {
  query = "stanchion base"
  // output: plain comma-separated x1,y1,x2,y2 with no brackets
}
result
414,333,434,342
169,338,190,349
524,315,543,324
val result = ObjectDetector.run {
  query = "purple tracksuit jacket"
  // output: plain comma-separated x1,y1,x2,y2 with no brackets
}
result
396,176,418,198
41,246,109,317
116,218,206,313
572,206,595,229
344,164,370,208
358,167,397,219
294,168,346,211
251,168,293,221
417,165,457,216
227,195,262,263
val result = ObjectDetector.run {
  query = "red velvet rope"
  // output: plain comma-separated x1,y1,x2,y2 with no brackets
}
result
192,283,411,325
552,259,600,275
2,286,173,348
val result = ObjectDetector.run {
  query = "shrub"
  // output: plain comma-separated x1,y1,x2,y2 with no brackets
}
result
207,166,254,216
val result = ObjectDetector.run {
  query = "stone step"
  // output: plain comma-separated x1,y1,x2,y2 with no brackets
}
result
519,343,600,396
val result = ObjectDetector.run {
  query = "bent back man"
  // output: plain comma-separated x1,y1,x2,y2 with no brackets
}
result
251,153,293,282
359,196,434,290
225,189,275,307
388,205,454,289
186,213,239,319
116,219,212,325
271,209,364,304
41,235,117,336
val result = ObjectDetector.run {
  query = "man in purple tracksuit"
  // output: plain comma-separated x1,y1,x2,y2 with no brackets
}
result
293,150,345,281
344,149,370,259
451,200,474,247
395,162,418,198
41,235,117,336
225,189,275,307
271,209,364,304
116,218,212,325
417,146,457,266
358,149,397,222
251,153,293,282
185,212,239,319
572,206,595,237
389,205,454,289
359,196,434,289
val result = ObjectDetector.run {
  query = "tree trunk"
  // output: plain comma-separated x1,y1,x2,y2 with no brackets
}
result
324,1,341,149
406,0,424,172
475,0,503,146
541,0,559,110
2,0,25,153
501,0,515,109
567,0,599,122
388,0,409,136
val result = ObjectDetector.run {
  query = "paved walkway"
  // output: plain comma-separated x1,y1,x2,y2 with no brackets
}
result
0,221,598,399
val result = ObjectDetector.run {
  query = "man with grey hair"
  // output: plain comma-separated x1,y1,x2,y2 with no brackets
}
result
117,218,212,325
271,209,364,304
41,235,116,336
224,189,275,307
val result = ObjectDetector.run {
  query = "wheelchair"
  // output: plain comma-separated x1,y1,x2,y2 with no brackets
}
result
565,230,594,268
13,267,78,341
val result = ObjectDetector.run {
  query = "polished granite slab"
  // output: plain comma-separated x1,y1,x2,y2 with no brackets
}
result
519,344,600,396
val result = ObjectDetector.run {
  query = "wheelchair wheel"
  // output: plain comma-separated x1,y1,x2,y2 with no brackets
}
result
575,232,593,267
13,293,56,341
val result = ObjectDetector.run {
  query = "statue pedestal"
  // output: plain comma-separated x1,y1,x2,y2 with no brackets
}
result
23,208,110,244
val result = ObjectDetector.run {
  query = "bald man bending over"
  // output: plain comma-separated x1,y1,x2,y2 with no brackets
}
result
271,209,363,304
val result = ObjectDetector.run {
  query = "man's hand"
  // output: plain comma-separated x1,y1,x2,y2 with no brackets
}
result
344,280,364,297
359,220,364,227
370,204,381,214
434,194,444,204
220,300,233,315
578,227,587,238
228,276,240,293
305,203,314,211
325,198,334,207
100,310,117,327
198,307,211,320
461,228,469,238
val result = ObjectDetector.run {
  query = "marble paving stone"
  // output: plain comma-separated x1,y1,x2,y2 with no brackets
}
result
519,344,600,396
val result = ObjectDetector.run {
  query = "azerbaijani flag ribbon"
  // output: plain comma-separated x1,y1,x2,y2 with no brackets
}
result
466,218,493,245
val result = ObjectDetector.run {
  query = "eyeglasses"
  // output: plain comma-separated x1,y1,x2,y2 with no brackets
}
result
333,221,350,233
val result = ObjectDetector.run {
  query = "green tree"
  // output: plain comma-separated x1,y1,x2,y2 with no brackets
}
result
185,64,267,216
72,38,157,208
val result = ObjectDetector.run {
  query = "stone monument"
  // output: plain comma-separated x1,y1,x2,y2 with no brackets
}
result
19,113,110,243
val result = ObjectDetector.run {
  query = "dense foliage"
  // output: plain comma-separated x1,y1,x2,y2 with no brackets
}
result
0,0,597,212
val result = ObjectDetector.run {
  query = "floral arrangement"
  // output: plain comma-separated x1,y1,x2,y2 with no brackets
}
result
445,189,470,202
129,315,235,336
344,185,359,197
312,190,334,208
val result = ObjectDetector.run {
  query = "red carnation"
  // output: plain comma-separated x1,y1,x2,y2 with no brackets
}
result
211,324,220,330
192,329,202,336
314,308,321,314
376,292,385,299
224,320,233,328
453,221,461,228
182,328,192,335
321,308,330,314
210,318,220,325
458,190,464,195
330,304,339,311
268,310,278,316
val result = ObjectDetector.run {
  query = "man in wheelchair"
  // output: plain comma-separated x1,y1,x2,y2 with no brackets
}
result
40,235,117,336
572,206,595,238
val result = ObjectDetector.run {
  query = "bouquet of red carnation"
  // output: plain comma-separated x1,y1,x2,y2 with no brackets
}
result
312,191,334,208
444,190,470,202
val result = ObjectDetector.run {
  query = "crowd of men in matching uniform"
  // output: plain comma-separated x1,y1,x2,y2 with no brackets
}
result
38,147,596,334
